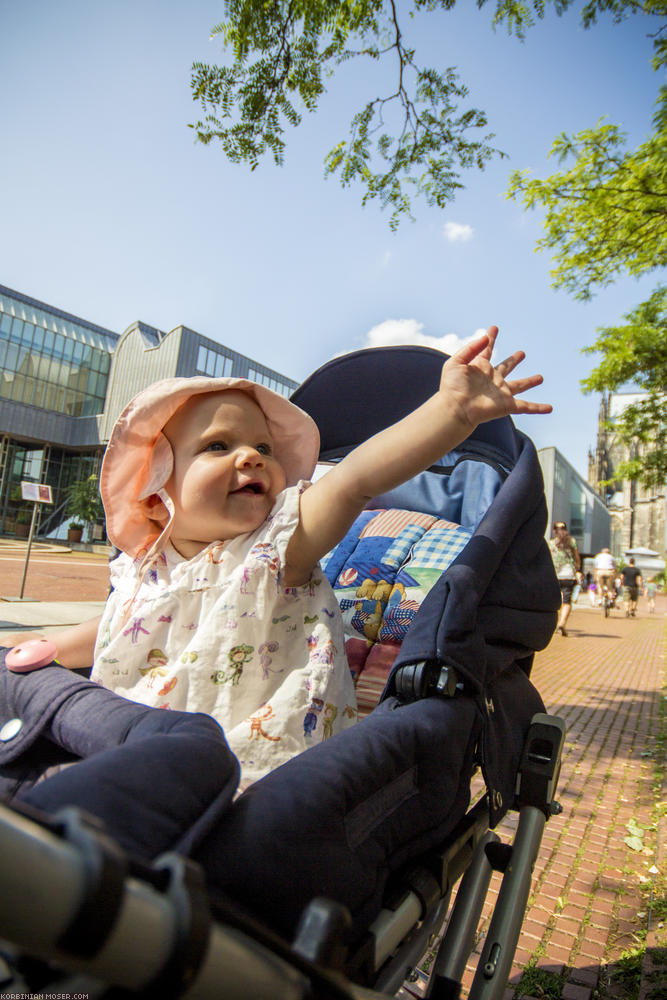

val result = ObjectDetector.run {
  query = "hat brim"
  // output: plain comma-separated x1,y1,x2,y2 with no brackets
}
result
101,376,320,557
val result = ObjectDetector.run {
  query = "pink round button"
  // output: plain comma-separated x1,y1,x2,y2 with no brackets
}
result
6,638,59,673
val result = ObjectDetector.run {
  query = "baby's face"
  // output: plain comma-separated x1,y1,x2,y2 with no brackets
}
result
162,390,287,558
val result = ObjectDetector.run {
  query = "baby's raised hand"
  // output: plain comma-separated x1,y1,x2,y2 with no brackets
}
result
440,326,552,432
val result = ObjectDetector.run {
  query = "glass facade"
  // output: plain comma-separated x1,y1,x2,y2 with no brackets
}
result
0,288,116,416
539,446,610,556
194,345,297,397
0,440,101,539
569,476,586,540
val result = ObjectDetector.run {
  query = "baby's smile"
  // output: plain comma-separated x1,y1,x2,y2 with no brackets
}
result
232,479,267,496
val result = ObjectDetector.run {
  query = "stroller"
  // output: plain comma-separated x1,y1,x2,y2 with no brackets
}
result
0,346,565,999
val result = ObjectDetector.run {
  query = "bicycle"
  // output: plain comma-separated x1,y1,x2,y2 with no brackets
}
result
601,585,616,618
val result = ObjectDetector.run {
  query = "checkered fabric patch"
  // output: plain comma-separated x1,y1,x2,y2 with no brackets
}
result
409,523,472,569
383,524,427,570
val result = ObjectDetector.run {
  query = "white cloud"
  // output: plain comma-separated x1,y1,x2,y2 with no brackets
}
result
361,318,481,357
443,221,474,243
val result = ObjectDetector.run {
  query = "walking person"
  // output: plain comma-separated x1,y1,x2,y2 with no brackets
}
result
646,580,657,614
621,558,642,617
548,521,581,636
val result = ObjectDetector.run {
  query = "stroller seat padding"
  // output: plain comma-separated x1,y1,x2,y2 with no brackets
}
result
194,694,481,942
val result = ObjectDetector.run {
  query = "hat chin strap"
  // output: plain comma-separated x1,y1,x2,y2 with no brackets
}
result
140,488,175,563
120,489,176,628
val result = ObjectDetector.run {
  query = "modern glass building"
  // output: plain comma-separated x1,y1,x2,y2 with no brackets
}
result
0,284,298,542
538,446,610,557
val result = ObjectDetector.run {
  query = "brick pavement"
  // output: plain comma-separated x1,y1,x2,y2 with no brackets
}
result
0,541,110,602
463,597,666,1000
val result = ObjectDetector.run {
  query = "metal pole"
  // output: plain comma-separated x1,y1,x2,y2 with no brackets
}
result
18,503,38,600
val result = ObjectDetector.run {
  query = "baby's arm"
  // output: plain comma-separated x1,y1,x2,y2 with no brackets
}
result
1,615,101,670
284,327,551,587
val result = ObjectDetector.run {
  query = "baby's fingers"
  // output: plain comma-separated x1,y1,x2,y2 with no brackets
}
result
506,373,545,396
507,373,552,414
480,325,498,362
452,333,490,366
494,350,525,378
513,399,553,414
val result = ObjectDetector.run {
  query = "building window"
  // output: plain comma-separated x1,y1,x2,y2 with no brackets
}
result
247,367,295,397
569,479,586,539
196,345,233,379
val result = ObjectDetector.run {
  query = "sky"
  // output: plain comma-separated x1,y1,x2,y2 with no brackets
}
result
1,1,663,479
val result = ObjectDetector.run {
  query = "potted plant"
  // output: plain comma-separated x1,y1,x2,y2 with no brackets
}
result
65,475,104,543
67,520,84,543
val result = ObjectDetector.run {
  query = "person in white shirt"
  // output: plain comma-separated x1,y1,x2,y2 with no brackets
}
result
594,547,617,603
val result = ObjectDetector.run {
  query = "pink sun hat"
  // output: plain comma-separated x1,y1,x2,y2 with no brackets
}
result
100,376,320,558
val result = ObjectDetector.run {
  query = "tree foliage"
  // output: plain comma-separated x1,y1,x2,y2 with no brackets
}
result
505,1,667,305
505,1,667,488
190,0,642,226
581,287,667,488
507,110,667,301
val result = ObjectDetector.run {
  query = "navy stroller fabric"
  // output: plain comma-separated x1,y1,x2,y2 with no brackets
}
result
0,657,239,858
0,345,560,943
383,430,561,825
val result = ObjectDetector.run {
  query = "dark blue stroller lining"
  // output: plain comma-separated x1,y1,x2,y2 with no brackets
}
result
381,428,561,826
194,696,481,943
193,663,544,945
0,659,239,859
0,345,562,996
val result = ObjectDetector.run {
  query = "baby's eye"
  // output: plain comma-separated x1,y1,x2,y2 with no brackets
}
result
205,441,228,453
256,442,273,457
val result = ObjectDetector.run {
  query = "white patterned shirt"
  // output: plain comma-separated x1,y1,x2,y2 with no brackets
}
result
92,484,357,788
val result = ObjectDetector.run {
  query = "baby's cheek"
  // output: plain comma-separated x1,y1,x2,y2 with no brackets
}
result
273,463,287,494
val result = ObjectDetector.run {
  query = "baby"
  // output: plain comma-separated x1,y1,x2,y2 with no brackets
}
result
6,327,551,787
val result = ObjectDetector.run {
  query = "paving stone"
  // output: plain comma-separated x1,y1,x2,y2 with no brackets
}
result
536,960,566,975
522,919,550,941
544,944,573,965
551,929,578,949
562,982,592,1000
555,916,583,936
569,967,599,988
588,899,614,917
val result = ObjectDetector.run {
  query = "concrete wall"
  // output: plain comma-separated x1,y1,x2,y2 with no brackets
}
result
0,397,101,448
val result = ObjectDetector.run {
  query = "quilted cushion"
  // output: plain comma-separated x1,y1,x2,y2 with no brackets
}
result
322,509,472,716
